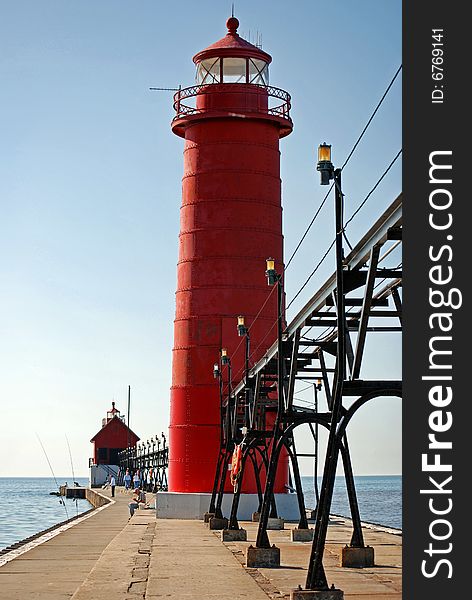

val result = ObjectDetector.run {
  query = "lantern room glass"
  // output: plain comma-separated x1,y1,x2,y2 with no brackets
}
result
196,58,221,84
196,57,269,85
249,58,269,85
222,58,246,83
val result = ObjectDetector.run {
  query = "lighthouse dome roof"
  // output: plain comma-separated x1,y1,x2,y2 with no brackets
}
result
193,17,272,65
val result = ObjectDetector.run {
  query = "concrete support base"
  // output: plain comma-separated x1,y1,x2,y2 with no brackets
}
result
291,528,314,542
155,492,299,520
267,517,284,530
209,517,228,530
246,544,280,568
290,587,344,600
203,512,214,523
252,512,260,522
340,545,375,568
221,528,247,542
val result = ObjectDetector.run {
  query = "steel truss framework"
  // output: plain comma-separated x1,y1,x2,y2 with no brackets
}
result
209,191,402,591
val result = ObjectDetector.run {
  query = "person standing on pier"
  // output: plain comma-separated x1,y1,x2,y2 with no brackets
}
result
132,470,140,489
110,474,116,497
124,469,132,490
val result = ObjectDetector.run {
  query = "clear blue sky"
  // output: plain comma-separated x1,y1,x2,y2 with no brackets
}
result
0,0,401,477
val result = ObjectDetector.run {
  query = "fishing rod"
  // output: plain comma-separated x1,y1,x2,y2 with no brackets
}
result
36,433,69,521
65,435,79,517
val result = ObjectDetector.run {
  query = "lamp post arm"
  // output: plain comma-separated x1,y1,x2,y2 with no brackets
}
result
245,332,250,427
277,274,284,418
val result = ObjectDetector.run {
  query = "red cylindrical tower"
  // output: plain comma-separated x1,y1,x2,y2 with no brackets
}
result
169,17,293,493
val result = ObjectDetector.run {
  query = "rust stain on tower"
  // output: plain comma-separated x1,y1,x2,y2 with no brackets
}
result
169,17,293,493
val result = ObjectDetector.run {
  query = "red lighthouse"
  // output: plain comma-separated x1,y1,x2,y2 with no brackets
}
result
169,17,293,495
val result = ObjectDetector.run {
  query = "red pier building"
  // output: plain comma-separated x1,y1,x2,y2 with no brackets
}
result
90,402,139,467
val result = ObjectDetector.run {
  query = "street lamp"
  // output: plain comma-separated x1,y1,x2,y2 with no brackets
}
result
221,347,230,365
316,142,334,185
237,315,248,336
265,257,284,415
304,144,348,592
265,257,277,285
316,144,345,377
236,316,251,428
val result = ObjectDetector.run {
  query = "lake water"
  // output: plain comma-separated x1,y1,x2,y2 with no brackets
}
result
0,474,401,551
0,477,92,551
302,475,402,530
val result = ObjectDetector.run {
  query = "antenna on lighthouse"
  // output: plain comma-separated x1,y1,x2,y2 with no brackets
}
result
254,31,262,49
231,3,234,18
149,87,180,91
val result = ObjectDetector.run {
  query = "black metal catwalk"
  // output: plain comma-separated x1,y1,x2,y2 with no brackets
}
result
207,189,402,591
118,434,169,492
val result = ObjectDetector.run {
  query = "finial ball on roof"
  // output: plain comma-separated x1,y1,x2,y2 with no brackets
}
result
226,16,239,34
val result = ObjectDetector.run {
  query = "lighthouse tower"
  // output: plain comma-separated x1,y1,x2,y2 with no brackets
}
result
168,17,293,499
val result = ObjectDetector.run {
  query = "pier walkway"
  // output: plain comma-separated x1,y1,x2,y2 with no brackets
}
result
0,489,402,599
0,489,129,599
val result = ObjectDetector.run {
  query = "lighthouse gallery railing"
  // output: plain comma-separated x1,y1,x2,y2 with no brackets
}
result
172,84,292,122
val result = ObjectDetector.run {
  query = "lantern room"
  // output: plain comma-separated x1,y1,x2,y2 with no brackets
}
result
171,16,292,139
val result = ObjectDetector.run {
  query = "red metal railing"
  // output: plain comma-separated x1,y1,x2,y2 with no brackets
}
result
172,84,292,122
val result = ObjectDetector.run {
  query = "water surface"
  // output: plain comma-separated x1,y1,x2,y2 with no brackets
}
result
0,477,92,550
302,475,402,529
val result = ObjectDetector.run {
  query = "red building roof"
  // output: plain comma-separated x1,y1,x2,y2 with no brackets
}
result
90,416,140,445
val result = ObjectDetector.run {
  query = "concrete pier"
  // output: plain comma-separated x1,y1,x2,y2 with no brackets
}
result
0,489,128,599
0,489,402,598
